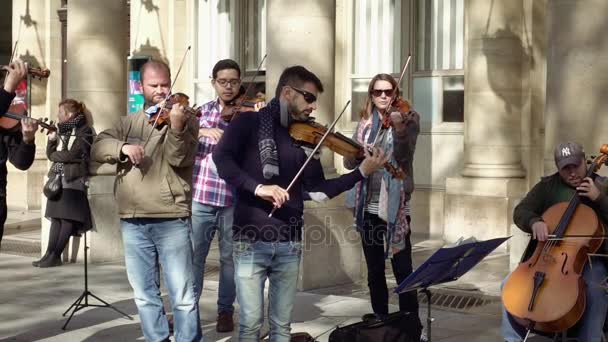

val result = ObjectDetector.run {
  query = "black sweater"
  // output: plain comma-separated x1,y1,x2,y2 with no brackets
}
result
213,103,364,242
0,89,36,196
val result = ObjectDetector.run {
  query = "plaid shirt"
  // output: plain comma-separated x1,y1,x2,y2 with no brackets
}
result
192,99,235,207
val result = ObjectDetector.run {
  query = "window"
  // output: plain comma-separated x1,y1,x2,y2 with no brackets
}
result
193,0,266,104
241,0,266,99
349,0,403,122
193,0,240,105
413,0,464,123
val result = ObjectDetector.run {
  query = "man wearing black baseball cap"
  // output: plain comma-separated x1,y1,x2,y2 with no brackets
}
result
501,141,608,341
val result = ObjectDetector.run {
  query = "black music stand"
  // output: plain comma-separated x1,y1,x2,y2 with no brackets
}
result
395,236,510,342
61,232,132,330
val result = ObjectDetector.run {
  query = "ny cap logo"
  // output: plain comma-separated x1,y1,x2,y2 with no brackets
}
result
562,147,571,156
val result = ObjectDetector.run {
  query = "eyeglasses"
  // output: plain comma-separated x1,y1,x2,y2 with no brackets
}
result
214,79,241,88
290,86,317,103
370,89,394,97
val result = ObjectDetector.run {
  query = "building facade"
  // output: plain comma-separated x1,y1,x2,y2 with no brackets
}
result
6,0,608,287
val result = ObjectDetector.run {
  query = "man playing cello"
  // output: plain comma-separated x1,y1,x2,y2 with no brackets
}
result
502,142,608,341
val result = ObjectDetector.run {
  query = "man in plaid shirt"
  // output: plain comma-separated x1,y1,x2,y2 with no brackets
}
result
191,59,264,333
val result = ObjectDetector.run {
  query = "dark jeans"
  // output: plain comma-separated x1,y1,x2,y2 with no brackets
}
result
360,213,419,319
0,195,6,250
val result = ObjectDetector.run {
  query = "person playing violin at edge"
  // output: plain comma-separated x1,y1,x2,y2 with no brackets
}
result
191,59,264,333
502,142,608,342
343,73,423,340
91,60,203,342
213,65,387,341
0,59,38,250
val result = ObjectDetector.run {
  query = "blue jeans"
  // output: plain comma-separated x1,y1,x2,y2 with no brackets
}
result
501,258,608,341
191,201,236,313
121,218,203,342
233,240,302,342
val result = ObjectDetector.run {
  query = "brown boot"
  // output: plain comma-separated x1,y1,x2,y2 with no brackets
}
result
216,311,234,333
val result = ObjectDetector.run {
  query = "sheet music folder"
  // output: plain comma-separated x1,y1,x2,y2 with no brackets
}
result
395,236,510,294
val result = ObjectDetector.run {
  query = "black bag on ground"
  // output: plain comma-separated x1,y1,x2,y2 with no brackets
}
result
329,311,421,342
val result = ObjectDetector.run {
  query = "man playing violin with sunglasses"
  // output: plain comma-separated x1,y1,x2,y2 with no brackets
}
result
91,60,203,342
213,65,387,342
0,59,38,250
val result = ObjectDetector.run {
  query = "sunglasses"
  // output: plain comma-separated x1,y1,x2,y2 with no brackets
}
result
290,86,317,104
370,89,394,97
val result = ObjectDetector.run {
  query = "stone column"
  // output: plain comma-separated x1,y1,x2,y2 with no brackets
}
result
8,0,62,212
543,0,608,173
461,0,525,178
444,0,528,252
66,0,128,262
267,0,364,290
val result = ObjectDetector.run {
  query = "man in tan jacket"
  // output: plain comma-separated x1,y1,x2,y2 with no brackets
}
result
91,60,202,342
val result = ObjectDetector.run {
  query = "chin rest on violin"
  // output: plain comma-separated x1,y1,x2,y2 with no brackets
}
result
220,94,265,122
148,92,201,128
288,120,406,179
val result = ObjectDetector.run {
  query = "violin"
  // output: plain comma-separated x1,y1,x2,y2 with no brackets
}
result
0,65,50,80
220,93,265,122
148,92,202,129
1,65,53,132
289,120,406,179
502,145,608,333
382,96,412,128
0,110,56,133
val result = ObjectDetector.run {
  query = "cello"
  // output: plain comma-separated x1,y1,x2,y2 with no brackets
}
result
502,145,608,334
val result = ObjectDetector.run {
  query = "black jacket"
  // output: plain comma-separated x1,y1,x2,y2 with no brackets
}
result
0,89,36,196
46,124,93,182
514,172,608,261
213,99,364,242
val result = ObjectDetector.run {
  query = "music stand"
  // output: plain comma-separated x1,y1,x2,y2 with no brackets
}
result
394,236,510,342
61,232,132,330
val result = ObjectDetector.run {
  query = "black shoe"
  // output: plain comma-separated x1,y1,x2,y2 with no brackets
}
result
39,254,63,268
32,252,50,267
361,313,386,323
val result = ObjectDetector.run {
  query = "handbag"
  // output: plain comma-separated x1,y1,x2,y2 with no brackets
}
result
329,311,421,342
43,172,62,200
262,332,317,342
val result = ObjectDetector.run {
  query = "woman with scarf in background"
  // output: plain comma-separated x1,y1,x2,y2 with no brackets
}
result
344,73,423,338
33,99,93,268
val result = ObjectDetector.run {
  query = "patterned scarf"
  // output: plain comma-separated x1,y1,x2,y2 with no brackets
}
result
258,98,282,179
50,114,87,175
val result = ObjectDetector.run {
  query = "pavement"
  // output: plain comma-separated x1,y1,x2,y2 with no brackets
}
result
0,211,556,342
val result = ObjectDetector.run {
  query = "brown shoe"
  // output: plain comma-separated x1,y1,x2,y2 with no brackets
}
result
216,311,234,333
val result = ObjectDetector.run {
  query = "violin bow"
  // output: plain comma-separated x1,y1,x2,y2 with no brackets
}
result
142,45,191,149
370,54,412,147
268,100,351,218
239,54,267,100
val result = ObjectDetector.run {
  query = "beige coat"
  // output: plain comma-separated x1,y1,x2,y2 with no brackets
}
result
91,110,199,218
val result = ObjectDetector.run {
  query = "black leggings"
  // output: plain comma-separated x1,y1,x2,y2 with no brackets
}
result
0,195,6,250
44,218,79,257
359,213,419,317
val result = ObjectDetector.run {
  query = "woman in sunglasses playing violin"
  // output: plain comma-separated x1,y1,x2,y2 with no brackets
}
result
343,73,423,338
0,59,38,250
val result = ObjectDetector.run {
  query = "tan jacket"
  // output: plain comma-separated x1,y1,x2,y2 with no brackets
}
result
91,110,199,218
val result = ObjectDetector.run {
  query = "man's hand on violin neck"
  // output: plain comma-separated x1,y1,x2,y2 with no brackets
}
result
199,128,223,142
121,144,145,166
359,146,388,177
169,102,187,131
20,118,38,144
255,184,290,208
